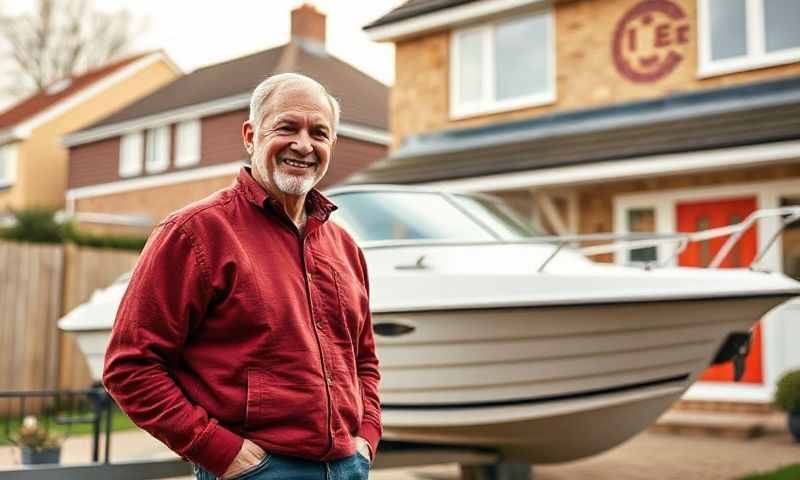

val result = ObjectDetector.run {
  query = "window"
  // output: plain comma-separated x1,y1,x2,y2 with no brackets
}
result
175,120,201,167
450,10,555,118
119,132,143,178
0,143,18,187
627,208,658,264
699,0,800,76
145,126,170,173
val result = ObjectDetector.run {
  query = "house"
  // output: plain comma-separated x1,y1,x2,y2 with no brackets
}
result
0,52,180,212
360,0,800,407
63,4,390,236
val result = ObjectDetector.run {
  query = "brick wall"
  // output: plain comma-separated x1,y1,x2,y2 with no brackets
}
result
200,110,249,167
68,110,248,189
68,137,121,189
391,0,800,148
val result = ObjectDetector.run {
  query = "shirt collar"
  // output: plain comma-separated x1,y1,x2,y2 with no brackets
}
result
236,167,338,222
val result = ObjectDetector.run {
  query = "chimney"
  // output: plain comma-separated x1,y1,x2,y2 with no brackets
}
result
291,3,326,47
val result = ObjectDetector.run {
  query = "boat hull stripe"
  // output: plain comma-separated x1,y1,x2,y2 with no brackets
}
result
382,373,690,410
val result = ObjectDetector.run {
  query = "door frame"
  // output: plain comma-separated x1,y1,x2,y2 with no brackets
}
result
613,178,800,402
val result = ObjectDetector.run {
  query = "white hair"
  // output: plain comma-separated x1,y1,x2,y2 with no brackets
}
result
248,73,341,136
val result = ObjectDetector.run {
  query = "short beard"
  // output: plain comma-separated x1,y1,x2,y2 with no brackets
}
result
254,154,316,196
272,168,316,196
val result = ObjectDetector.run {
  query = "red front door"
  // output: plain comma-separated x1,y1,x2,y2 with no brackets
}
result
676,196,763,384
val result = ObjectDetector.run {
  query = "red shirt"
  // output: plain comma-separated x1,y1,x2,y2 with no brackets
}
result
103,168,381,477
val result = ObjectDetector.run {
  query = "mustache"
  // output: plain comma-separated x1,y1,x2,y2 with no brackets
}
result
277,153,318,164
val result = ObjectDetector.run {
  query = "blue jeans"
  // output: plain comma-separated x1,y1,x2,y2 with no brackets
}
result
193,452,370,480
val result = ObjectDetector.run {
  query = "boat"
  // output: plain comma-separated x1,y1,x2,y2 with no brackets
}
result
59,186,800,465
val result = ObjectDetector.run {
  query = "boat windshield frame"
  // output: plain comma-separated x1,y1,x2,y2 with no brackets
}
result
326,187,540,243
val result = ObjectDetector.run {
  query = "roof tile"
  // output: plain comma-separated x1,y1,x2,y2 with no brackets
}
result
0,52,152,131
364,0,478,30
85,41,388,132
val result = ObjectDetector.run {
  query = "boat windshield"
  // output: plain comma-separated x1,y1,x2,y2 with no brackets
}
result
450,194,538,239
329,191,538,242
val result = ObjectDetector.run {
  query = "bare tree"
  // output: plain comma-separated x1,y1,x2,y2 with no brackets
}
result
0,0,144,97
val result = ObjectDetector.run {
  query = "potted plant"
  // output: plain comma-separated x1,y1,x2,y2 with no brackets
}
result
774,369,800,443
11,416,63,464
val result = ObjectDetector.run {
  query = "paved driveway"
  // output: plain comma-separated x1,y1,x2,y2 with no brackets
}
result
2,428,798,479
373,429,800,480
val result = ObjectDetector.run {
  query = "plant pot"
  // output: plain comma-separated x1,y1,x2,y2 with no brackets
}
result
789,412,800,443
20,446,61,465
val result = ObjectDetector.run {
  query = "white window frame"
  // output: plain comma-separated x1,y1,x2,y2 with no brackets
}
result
118,132,143,178
145,125,170,174
613,199,675,267
449,8,556,119
175,119,201,168
0,143,18,188
698,0,800,78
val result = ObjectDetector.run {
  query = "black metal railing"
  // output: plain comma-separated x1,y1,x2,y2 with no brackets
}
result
0,386,114,464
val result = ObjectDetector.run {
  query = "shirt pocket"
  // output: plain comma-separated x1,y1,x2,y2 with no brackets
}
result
331,266,369,341
311,255,369,346
244,368,327,448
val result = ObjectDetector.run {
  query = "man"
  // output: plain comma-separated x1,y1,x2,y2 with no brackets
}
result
103,73,381,480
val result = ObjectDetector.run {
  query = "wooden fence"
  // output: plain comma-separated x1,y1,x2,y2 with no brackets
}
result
0,240,139,414
0,241,64,396
60,244,139,389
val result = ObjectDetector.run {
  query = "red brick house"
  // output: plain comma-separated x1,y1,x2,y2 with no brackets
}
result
63,4,389,235
359,0,800,406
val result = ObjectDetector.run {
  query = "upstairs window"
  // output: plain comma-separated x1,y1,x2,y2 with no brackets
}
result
119,132,143,178
699,0,800,76
145,126,170,174
175,119,201,168
450,9,555,119
0,143,18,187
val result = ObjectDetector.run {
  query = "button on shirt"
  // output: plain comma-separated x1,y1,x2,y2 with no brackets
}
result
103,167,382,477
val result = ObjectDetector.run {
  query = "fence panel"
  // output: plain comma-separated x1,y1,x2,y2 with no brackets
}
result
59,244,139,390
0,241,65,416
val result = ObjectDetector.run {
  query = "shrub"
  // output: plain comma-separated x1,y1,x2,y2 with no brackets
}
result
0,208,62,244
774,369,800,413
0,209,147,251
61,223,148,251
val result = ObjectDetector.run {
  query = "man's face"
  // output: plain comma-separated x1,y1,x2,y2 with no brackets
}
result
244,81,335,198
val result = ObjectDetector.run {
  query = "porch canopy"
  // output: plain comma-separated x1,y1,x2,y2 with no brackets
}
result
348,76,800,191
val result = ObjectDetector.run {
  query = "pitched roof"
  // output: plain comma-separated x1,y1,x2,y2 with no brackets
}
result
349,74,800,184
85,40,389,132
0,52,153,130
364,0,478,29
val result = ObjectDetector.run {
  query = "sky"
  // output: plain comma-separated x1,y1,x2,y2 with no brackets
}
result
0,0,404,108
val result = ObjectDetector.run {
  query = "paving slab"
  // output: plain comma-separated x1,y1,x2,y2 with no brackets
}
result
651,409,788,439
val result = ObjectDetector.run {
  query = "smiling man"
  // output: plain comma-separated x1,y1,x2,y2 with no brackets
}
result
103,73,381,480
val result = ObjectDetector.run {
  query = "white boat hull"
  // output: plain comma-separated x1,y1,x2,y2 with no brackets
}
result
382,382,683,463
373,294,791,462
68,292,791,463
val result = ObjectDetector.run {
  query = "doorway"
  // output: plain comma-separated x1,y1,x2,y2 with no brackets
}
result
676,196,763,384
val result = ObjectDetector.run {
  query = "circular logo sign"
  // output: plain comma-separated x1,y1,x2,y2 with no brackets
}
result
612,0,690,83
